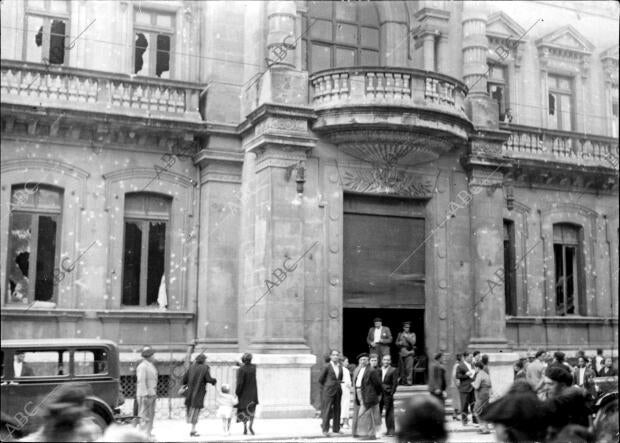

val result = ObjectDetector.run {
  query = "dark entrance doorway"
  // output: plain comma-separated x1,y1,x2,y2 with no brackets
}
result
342,194,427,383
343,308,425,370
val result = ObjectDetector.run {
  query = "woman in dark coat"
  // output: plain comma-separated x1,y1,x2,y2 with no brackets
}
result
182,353,217,437
236,352,259,435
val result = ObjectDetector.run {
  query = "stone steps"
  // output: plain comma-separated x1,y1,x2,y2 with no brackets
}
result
394,385,455,416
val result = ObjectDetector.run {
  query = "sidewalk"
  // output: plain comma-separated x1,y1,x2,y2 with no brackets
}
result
148,417,475,442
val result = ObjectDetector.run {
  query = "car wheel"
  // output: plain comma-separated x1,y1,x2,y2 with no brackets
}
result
85,411,108,435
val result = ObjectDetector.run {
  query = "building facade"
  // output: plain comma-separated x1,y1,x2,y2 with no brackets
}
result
1,0,618,415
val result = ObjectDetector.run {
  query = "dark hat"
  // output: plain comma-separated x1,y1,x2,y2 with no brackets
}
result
373,317,382,323
402,321,411,326
357,352,369,361
141,346,155,358
545,365,573,385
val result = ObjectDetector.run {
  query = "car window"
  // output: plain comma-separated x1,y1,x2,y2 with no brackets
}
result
74,349,109,375
17,350,69,377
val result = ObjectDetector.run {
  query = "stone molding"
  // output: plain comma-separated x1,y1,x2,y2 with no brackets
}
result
340,166,434,198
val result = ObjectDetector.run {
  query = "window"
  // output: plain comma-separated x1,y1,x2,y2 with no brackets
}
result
122,193,170,306
611,85,618,138
24,0,70,64
6,185,62,304
553,223,584,316
133,9,174,78
74,349,108,375
13,350,69,377
487,64,509,121
303,1,380,73
548,74,573,131
503,220,517,316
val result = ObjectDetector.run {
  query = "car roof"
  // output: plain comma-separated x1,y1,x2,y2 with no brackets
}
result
1,338,118,348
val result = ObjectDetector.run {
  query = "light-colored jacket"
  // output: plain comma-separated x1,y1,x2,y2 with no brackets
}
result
136,359,158,397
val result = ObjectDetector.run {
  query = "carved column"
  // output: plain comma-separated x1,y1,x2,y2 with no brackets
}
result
462,9,488,95
436,35,450,74
413,7,450,73
266,1,296,68
422,35,436,71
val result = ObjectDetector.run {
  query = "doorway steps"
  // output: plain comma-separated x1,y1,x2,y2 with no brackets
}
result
393,385,455,417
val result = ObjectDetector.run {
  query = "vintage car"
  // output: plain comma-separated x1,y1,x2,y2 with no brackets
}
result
1,338,124,438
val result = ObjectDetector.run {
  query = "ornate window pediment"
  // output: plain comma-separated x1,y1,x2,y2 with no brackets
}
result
486,12,526,66
601,45,619,84
536,26,593,76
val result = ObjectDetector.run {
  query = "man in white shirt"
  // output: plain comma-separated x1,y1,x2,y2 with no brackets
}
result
379,355,398,436
351,353,369,437
13,351,34,377
366,318,392,362
318,349,343,436
594,349,605,376
136,346,158,438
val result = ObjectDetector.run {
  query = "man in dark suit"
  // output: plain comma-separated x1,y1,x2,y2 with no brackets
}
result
599,358,617,376
455,351,476,425
379,354,398,436
318,349,343,436
428,352,447,405
13,351,34,377
366,318,392,362
352,353,383,439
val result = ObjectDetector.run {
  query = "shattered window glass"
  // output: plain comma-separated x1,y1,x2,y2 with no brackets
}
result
49,19,66,64
553,224,580,316
6,185,62,304
134,10,174,77
25,1,68,64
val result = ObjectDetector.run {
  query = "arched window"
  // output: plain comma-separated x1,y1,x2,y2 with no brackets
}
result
122,193,171,307
553,223,584,315
303,1,380,73
6,184,63,303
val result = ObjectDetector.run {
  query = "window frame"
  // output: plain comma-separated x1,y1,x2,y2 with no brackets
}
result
5,185,63,305
121,193,171,308
553,223,585,316
22,0,71,65
487,63,509,121
548,74,575,131
303,1,380,73
503,220,517,316
132,8,175,78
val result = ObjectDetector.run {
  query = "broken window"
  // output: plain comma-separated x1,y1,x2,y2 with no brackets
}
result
133,10,174,78
553,223,583,316
122,193,170,307
6,185,62,304
24,0,69,64
548,74,574,131
487,64,508,121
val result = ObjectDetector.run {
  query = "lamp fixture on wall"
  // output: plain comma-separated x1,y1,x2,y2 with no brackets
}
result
285,161,306,195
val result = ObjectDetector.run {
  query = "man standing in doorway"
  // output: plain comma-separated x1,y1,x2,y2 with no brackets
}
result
318,349,343,436
366,317,392,362
379,354,398,436
396,321,416,385
137,346,158,439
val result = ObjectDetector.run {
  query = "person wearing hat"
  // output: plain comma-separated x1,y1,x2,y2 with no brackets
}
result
542,365,592,440
182,353,217,437
395,321,416,385
481,380,548,443
351,352,383,439
366,318,392,363
136,345,158,439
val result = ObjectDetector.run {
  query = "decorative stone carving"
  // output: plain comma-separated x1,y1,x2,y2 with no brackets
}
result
254,117,308,137
341,167,433,198
471,141,502,156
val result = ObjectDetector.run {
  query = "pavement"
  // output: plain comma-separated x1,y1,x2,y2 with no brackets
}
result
144,417,495,443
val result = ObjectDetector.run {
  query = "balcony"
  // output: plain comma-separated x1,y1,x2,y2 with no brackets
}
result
500,123,619,191
309,67,472,165
501,123,619,169
0,59,204,123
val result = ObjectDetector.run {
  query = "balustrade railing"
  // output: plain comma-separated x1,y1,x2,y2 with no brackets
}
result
310,67,467,116
500,123,619,168
1,59,204,121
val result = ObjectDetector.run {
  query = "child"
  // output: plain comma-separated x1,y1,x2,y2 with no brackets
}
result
216,383,238,435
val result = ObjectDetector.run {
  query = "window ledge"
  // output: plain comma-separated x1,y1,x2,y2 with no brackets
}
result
1,307,84,319
507,316,617,325
95,310,194,321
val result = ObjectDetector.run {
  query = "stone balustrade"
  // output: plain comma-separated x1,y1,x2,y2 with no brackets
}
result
310,67,467,117
501,123,619,169
0,59,204,122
